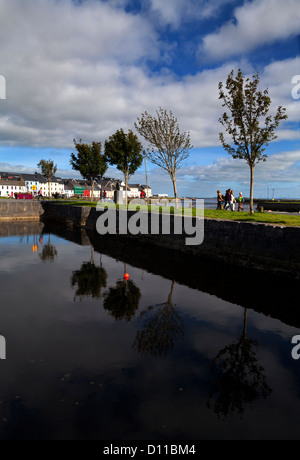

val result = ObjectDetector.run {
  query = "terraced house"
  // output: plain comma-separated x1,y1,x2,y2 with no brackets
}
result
0,174,25,197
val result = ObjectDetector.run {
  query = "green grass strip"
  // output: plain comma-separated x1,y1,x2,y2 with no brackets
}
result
52,200,300,227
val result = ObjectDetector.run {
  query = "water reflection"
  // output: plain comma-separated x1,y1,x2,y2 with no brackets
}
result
103,267,141,322
208,308,272,421
71,247,107,301
1,222,299,440
133,280,184,357
39,233,58,262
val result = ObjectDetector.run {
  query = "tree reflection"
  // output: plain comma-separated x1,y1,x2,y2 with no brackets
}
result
132,280,184,357
39,234,57,262
208,308,272,420
103,277,141,322
71,247,107,302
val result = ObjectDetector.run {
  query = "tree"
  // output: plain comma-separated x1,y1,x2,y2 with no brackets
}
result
218,69,288,214
104,129,143,204
70,139,107,202
37,159,57,198
135,107,192,200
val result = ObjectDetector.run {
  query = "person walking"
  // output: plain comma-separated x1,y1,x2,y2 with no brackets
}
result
216,190,224,210
230,190,236,211
224,189,231,210
238,192,244,211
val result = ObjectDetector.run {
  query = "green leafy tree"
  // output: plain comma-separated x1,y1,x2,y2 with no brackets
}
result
37,159,57,198
135,107,192,200
70,139,107,201
218,69,288,214
104,129,143,204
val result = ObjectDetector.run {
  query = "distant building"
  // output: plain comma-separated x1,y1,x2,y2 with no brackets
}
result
47,176,65,197
0,176,25,197
128,184,152,198
139,184,152,197
97,178,122,199
0,170,152,200
63,178,102,198
20,172,47,196
62,182,75,198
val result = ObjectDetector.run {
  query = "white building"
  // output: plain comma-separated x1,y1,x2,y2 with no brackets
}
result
21,173,47,196
41,176,65,197
128,184,152,198
0,179,26,197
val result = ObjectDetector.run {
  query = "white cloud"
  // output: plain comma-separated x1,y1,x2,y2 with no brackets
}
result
200,0,300,60
0,0,298,173
148,0,238,28
177,150,300,186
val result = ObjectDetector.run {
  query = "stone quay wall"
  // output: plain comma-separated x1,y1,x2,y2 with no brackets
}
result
0,201,299,277
43,203,300,277
0,200,44,221
257,201,300,213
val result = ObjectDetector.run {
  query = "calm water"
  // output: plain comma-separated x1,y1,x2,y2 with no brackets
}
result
0,221,299,440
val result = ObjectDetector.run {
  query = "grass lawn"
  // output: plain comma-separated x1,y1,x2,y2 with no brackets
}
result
204,209,300,226
52,199,300,227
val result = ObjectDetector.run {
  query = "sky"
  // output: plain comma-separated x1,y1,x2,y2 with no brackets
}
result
0,0,299,198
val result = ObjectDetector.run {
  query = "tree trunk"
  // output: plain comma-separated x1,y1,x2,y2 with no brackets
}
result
171,176,178,200
171,173,179,209
125,174,128,206
90,245,94,264
249,164,255,215
48,179,51,198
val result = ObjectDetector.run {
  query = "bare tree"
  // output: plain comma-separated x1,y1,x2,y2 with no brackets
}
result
135,108,192,200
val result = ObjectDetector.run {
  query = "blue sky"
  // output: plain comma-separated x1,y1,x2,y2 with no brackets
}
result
0,0,299,198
